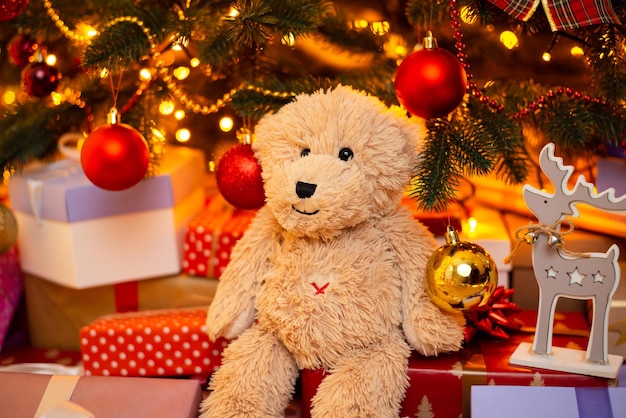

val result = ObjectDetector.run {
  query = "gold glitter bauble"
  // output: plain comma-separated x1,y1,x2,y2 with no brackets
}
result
0,202,17,255
425,225,498,312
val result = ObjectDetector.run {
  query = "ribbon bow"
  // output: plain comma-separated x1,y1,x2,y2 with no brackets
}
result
463,286,522,342
485,0,621,31
504,220,589,264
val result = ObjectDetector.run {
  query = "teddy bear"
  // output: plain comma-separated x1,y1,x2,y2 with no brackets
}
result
199,85,465,418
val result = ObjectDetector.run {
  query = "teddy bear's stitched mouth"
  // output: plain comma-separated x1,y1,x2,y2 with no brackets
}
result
292,205,320,216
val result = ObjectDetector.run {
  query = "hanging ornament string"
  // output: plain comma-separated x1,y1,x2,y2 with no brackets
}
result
162,76,296,116
109,70,124,114
41,0,90,43
448,0,614,117
504,219,589,264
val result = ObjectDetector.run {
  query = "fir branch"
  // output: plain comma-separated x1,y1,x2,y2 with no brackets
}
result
404,0,449,30
410,118,465,211
317,13,384,54
266,0,328,35
226,0,277,47
586,25,626,103
231,77,336,118
81,6,175,74
452,118,494,176
0,102,85,170
465,95,529,183
82,21,154,74
534,96,600,150
196,25,239,67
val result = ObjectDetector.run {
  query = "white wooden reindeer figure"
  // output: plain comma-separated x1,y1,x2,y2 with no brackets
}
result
510,143,625,378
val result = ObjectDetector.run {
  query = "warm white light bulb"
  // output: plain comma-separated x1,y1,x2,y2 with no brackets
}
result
176,129,191,143
219,116,234,132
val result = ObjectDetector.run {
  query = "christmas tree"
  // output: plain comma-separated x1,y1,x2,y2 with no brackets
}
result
0,0,624,210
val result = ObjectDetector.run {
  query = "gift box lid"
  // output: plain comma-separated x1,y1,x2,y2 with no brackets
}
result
8,146,205,223
0,371,202,418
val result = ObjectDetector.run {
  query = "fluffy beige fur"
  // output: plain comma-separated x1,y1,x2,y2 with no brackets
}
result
199,85,465,418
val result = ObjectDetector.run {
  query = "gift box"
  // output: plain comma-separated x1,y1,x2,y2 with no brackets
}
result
300,310,615,418
0,247,23,352
597,157,626,197
182,194,256,278
8,146,206,288
472,386,626,418
0,371,202,418
80,307,228,378
0,346,82,372
24,273,219,350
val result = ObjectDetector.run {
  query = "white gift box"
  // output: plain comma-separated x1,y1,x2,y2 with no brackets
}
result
8,146,206,289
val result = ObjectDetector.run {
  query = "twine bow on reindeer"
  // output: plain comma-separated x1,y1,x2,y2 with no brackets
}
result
504,219,590,264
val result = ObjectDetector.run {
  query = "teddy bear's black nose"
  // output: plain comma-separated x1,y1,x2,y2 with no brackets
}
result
295,181,317,199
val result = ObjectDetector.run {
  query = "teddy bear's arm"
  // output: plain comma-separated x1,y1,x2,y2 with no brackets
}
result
205,206,280,341
381,209,466,356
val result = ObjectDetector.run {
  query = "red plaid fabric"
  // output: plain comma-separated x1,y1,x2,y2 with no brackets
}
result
486,0,621,31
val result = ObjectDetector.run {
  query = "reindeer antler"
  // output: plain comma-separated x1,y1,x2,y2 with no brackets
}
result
542,143,626,213
525,143,626,225
540,143,574,194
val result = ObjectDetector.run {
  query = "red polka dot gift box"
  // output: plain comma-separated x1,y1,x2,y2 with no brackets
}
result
79,307,229,378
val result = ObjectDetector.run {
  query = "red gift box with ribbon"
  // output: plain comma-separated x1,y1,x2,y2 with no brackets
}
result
182,194,256,278
79,307,228,379
301,310,615,418
0,371,202,418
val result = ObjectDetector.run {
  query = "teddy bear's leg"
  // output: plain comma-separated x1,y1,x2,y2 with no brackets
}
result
310,331,410,418
199,325,298,418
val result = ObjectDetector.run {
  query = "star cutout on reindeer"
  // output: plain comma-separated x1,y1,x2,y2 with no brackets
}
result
593,271,606,284
546,267,558,279
568,268,586,286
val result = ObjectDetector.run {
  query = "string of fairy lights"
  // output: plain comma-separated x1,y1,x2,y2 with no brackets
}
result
1,1,592,151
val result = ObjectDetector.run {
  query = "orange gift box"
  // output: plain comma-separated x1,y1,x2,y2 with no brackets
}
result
80,307,228,379
24,273,219,351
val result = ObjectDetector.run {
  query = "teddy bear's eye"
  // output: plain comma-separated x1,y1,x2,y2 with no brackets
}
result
338,147,354,161
301,148,311,157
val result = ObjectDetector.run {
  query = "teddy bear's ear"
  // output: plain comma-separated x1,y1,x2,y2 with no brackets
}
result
389,106,426,168
250,112,276,166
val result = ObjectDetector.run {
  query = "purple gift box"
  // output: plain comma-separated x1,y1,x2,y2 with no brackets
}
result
596,158,626,198
472,385,626,418
8,146,203,223
0,248,24,352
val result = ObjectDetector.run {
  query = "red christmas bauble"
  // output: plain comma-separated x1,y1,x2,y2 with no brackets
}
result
0,0,28,21
21,61,60,97
80,123,150,191
216,143,265,210
8,34,37,67
394,46,467,119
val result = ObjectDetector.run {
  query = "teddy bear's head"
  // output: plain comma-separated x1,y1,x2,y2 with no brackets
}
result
253,85,424,239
